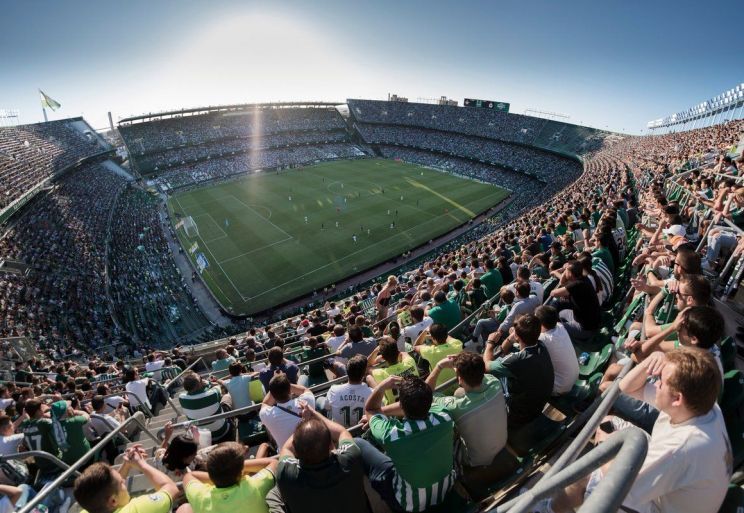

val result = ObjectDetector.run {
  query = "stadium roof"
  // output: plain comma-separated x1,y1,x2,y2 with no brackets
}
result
118,101,344,125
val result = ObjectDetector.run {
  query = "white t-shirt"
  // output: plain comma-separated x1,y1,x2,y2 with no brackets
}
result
126,378,151,408
102,395,128,415
507,280,544,303
325,335,347,353
88,413,121,439
622,403,731,513
325,383,372,427
540,324,580,395
145,360,165,381
403,317,433,343
259,391,315,449
0,433,24,455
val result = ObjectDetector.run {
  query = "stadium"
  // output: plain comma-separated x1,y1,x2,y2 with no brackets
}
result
1,2,744,513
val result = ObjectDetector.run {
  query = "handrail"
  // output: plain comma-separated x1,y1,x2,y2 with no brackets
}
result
0,451,79,478
121,390,154,418
494,428,649,513
17,413,153,513
165,357,205,391
89,413,132,446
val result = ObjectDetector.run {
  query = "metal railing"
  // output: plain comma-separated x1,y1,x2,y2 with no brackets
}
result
495,428,648,513
17,413,155,513
0,451,79,478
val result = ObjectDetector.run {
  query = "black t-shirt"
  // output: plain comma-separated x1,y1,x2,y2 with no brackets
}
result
566,278,601,330
497,342,554,428
277,439,372,513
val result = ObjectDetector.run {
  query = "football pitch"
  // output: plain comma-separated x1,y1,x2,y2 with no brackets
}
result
167,158,509,315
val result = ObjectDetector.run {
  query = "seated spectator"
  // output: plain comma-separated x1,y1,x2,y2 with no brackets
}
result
21,399,61,477
480,282,540,348
259,374,314,449
221,362,260,412
178,371,232,444
426,291,462,330
484,314,554,431
322,355,372,428
541,348,731,513
211,349,236,373
535,305,580,396
549,260,601,345
478,258,504,298
428,352,507,468
123,366,166,416
360,375,456,512
336,326,377,361
413,323,463,387
299,336,331,386
259,347,300,391
50,399,91,466
73,444,179,513
182,442,276,513
145,352,168,382
507,266,544,303
368,338,419,403
275,404,371,513
402,306,433,345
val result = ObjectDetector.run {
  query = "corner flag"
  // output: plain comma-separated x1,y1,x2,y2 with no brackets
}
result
39,90,61,111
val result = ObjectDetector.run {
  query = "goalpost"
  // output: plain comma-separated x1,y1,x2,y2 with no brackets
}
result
182,216,199,238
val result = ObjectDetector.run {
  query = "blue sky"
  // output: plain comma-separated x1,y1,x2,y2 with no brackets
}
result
1,0,741,133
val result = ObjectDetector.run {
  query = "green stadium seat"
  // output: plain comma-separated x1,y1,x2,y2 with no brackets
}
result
720,370,744,419
720,336,737,373
579,344,613,378
549,373,602,415
725,414,744,471
507,413,566,457
717,484,744,513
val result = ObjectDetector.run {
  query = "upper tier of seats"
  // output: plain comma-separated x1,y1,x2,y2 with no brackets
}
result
347,99,620,157
119,107,348,174
0,118,110,210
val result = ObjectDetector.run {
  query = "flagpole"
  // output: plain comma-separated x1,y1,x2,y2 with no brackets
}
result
42,106,48,122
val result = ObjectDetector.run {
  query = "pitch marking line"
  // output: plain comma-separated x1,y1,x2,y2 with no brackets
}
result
195,214,229,243
227,195,293,240
217,236,294,265
174,196,250,302
240,188,507,301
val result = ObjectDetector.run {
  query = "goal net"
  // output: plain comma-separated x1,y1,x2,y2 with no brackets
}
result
183,216,199,238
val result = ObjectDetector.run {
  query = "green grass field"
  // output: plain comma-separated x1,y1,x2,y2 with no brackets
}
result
167,158,509,315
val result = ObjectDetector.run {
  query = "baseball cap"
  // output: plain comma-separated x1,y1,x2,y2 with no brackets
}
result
663,224,686,238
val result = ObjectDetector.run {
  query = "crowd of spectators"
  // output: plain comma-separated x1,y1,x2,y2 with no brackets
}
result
0,162,128,355
0,119,107,209
109,186,211,345
119,108,346,155
136,130,349,173
347,99,614,155
356,123,583,187
0,110,742,513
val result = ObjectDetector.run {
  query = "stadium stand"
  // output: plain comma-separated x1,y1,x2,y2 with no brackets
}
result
0,118,111,212
1,105,744,513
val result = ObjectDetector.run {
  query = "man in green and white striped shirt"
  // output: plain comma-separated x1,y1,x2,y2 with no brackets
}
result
178,371,231,443
358,375,456,512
